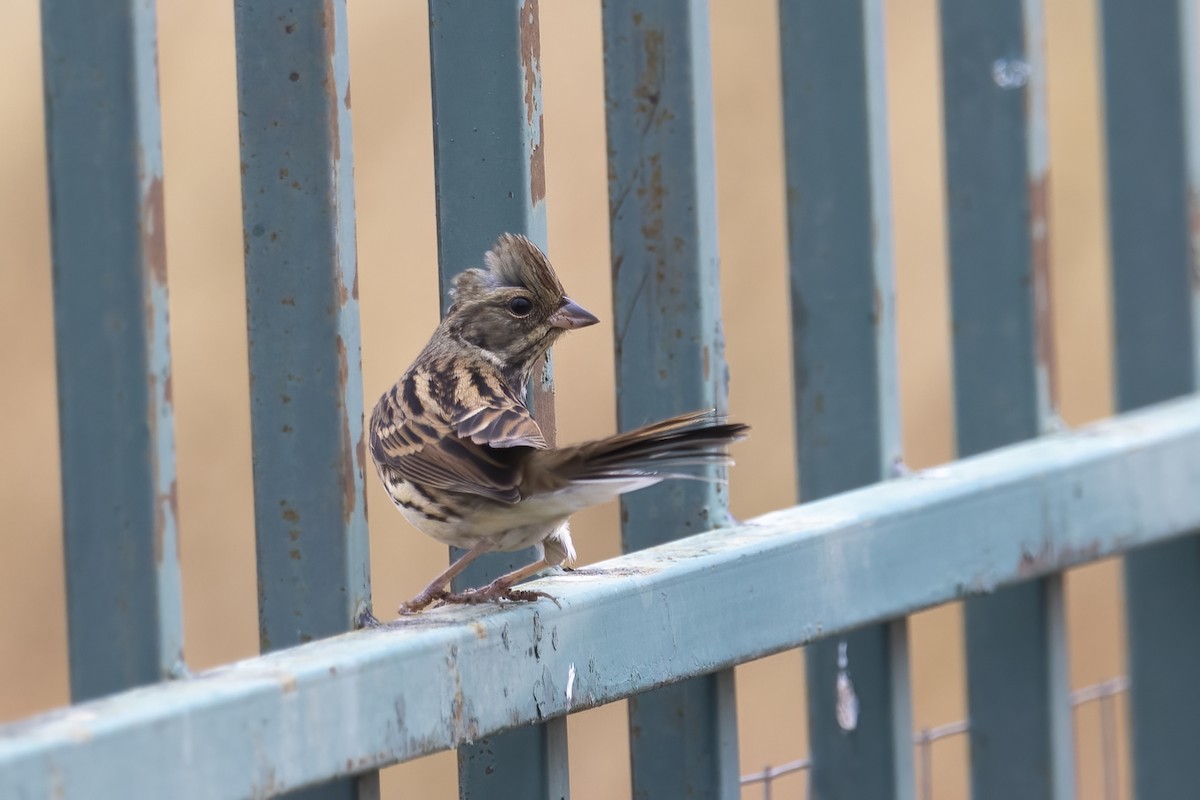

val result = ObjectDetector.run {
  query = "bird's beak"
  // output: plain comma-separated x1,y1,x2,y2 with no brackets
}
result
549,297,600,330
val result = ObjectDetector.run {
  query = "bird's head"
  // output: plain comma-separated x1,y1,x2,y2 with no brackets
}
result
446,234,599,379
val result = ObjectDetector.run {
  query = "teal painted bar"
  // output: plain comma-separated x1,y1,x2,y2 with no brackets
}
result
939,1,1074,797
1100,0,1200,796
2,396,1199,800
777,2,912,797
233,3,375,798
425,1,566,796
601,1,737,797
39,0,185,701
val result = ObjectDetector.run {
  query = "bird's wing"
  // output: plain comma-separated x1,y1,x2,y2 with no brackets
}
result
370,372,547,505
451,403,547,449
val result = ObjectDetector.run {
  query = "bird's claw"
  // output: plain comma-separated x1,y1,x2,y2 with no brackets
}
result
443,584,560,608
398,588,450,615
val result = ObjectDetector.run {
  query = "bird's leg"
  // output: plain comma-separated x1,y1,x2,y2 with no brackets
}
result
442,557,560,606
400,539,494,614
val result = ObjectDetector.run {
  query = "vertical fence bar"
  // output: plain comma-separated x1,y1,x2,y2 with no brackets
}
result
39,0,184,702
1100,0,1200,796
778,2,912,797
939,1,1074,798
427,2,569,797
233,3,376,798
602,2,738,797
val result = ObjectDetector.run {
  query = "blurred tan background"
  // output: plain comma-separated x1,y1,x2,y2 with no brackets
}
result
0,1,1129,797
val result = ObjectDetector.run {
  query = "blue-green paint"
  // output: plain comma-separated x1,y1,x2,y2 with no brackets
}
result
39,0,184,702
1100,0,1200,796
602,0,737,796
778,2,911,796
233,3,375,797
939,1,1074,797
2,396,1199,800
426,2,567,797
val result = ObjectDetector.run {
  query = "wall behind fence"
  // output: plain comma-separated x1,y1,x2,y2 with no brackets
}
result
0,0,1123,798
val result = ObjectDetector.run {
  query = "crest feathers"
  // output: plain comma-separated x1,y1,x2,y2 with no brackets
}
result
483,234,564,301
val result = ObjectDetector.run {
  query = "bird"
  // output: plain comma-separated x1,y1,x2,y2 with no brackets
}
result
369,233,748,613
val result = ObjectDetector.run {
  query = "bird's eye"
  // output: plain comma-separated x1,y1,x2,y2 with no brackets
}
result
508,296,534,317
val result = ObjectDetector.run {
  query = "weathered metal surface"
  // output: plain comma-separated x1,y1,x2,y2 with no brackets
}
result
939,1,1074,797
233,2,375,797
2,396,1199,799
777,2,912,796
39,0,185,701
1100,0,1200,796
426,1,567,796
601,0,736,796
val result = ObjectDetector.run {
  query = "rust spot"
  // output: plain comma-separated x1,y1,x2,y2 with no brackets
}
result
702,344,710,380
281,296,295,306
282,507,299,523
470,621,487,639
324,0,341,164
153,478,178,564
519,0,541,128
1028,171,1058,408
278,673,298,693
634,29,665,129
290,548,301,561
640,155,665,240
530,116,546,204
344,83,352,110
142,177,168,287
351,269,360,300
289,72,300,82
163,371,173,407
336,335,359,525
519,1,545,203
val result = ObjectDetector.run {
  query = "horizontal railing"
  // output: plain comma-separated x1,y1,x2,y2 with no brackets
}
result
2,394,1197,800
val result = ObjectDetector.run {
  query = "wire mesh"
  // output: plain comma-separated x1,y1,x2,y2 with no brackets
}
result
740,676,1129,799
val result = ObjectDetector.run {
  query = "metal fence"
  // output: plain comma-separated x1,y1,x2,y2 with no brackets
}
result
1,1,1198,799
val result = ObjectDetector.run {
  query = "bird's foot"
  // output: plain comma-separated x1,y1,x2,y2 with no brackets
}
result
398,588,450,615
443,582,560,608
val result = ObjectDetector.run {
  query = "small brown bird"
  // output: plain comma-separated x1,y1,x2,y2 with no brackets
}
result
370,234,748,613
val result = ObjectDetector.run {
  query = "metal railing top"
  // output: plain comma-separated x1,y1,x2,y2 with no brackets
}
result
1,394,1197,800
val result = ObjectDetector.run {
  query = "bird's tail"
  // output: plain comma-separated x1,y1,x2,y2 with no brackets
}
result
539,409,749,484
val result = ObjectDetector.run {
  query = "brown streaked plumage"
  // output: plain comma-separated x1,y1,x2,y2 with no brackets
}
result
370,234,748,613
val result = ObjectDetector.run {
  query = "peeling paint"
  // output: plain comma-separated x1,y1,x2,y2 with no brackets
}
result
323,0,341,163
519,0,546,204
141,177,168,287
